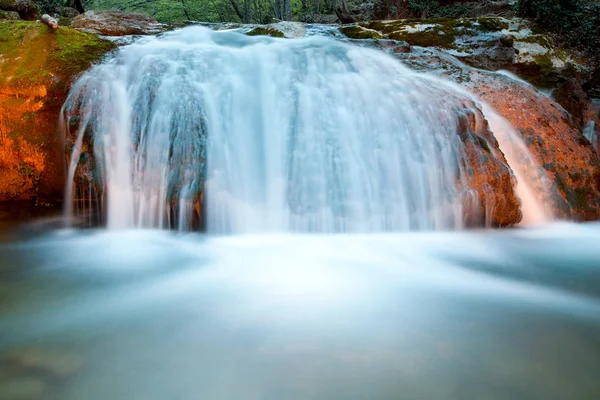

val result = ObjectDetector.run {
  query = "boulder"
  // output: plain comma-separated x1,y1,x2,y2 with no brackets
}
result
553,78,600,153
454,101,522,227
0,9,19,19
372,0,411,20
60,6,79,18
0,0,40,21
336,1,374,23
71,10,166,36
464,73,600,220
0,21,116,203
388,47,600,221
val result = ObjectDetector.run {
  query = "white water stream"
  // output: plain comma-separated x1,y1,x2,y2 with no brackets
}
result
62,26,551,232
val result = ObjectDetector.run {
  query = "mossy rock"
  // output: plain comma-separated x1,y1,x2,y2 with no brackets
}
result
0,10,20,20
0,21,116,203
360,18,479,50
475,17,509,32
340,25,383,40
246,27,284,38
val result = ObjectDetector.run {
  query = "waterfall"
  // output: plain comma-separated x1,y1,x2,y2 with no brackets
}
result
62,26,532,233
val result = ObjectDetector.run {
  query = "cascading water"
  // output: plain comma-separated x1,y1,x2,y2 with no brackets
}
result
62,26,541,233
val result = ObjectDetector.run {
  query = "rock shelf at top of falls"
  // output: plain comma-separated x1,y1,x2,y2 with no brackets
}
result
62,26,522,232
1,17,600,231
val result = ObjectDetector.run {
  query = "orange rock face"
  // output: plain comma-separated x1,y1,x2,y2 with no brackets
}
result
463,72,600,220
0,21,115,203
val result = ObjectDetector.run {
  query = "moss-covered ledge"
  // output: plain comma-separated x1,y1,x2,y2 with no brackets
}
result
0,21,116,204
340,17,581,87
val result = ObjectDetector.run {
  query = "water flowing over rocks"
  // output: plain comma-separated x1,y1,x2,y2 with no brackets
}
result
2,16,599,226
62,27,522,231
390,47,600,220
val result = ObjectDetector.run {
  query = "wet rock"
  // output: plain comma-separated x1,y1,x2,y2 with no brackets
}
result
553,79,600,150
0,21,116,202
391,48,600,220
246,26,284,38
0,0,40,21
71,10,166,36
376,39,411,53
465,73,600,220
455,103,522,227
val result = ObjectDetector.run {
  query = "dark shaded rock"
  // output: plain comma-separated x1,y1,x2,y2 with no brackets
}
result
336,1,374,23
60,6,79,18
71,10,166,36
0,0,40,21
553,78,600,156
586,67,600,98
372,0,411,20
0,9,19,19
554,79,600,127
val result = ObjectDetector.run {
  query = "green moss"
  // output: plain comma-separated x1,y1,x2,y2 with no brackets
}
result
58,17,72,27
246,27,284,38
516,34,552,48
50,26,117,78
340,26,382,40
363,19,478,49
0,21,116,90
388,27,459,49
533,53,554,77
475,18,509,32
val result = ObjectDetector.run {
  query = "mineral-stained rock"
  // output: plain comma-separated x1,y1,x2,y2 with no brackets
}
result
389,47,600,221
454,101,522,227
71,10,166,36
0,21,116,203
464,73,600,220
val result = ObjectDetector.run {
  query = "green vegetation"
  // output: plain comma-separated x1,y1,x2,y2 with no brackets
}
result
407,0,471,19
340,25,382,40
81,0,332,24
0,21,115,89
360,18,481,49
515,0,600,62
475,17,508,32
